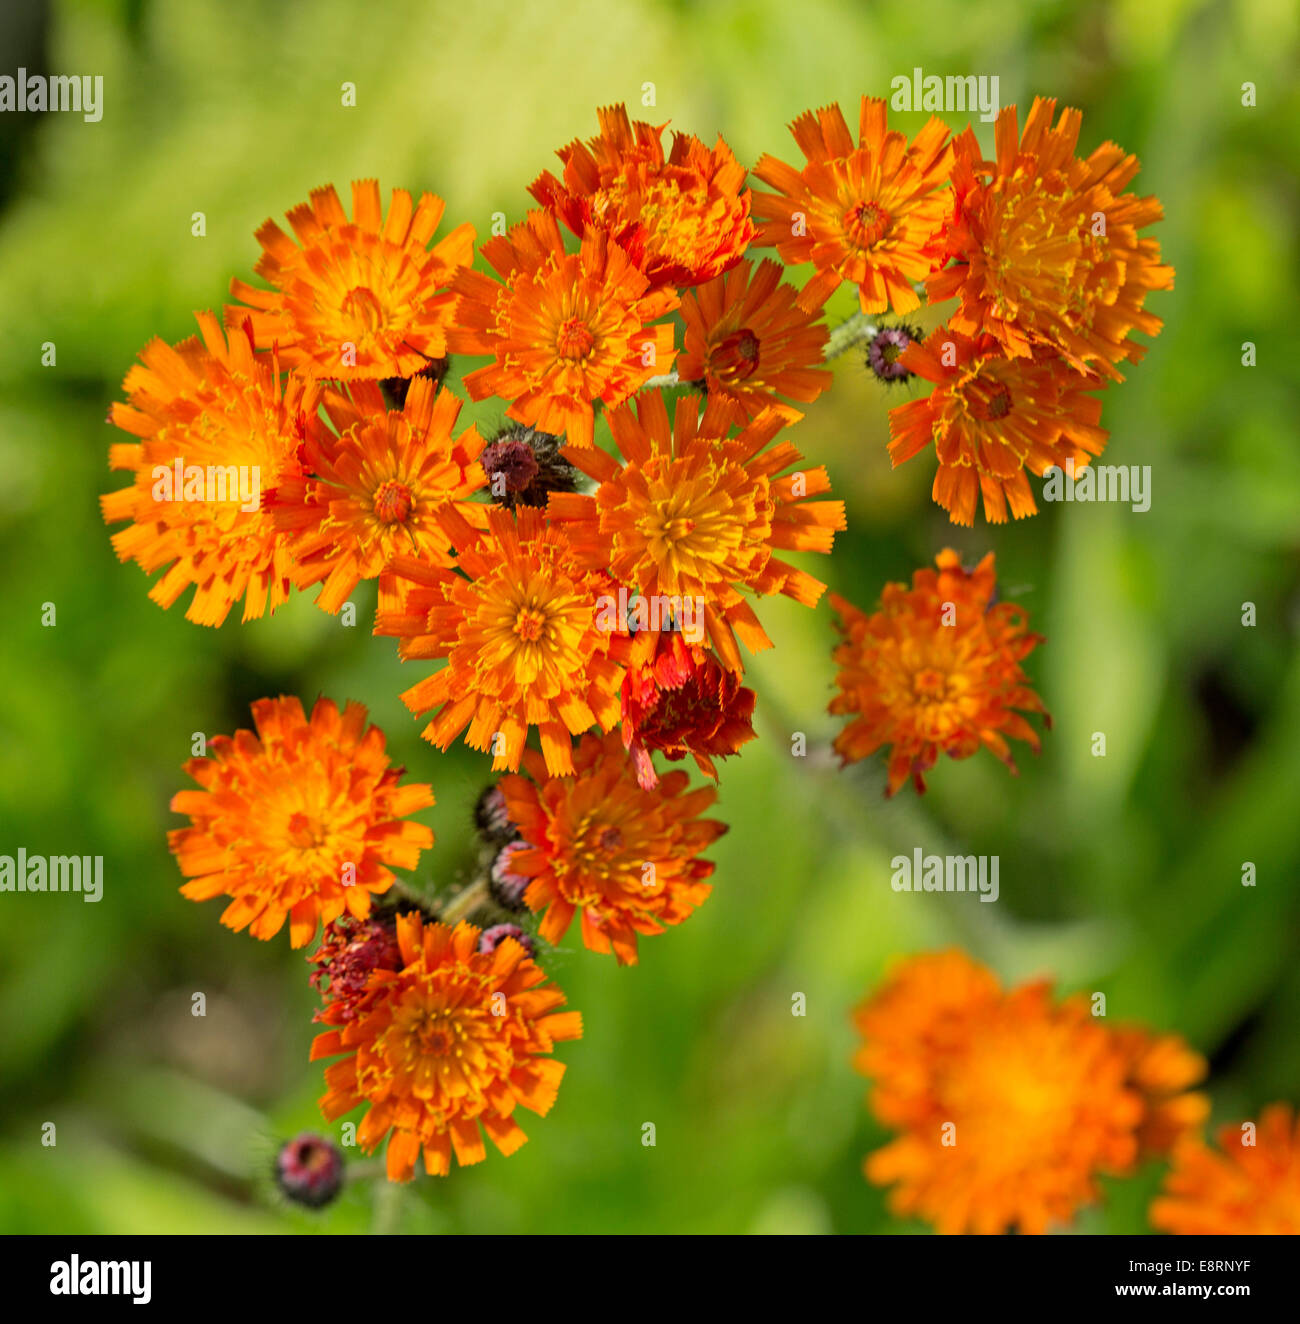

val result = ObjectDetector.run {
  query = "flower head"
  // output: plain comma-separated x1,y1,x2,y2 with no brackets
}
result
676,258,833,420
927,98,1174,378
829,550,1048,795
375,504,630,777
529,103,754,288
101,312,318,627
752,97,953,314
549,390,846,673
275,1133,344,1209
866,323,919,383
854,950,1204,1235
1111,1026,1210,1158
621,632,757,789
312,912,581,1180
1151,1104,1300,1234
229,180,475,379
888,327,1109,525
498,730,726,965
309,914,403,1025
447,209,677,448
269,378,488,613
168,696,434,947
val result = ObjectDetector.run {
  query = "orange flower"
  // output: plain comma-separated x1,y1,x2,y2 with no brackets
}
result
312,912,581,1181
676,258,833,421
927,98,1174,378
498,730,725,965
228,180,474,380
529,103,754,288
168,697,434,948
101,312,317,627
375,504,629,777
269,378,488,614
829,550,1048,795
447,210,677,449
888,327,1108,526
621,632,757,789
549,391,846,673
1112,1027,1210,1158
752,97,952,314
854,950,1205,1235
852,953,1212,1228
1151,1104,1300,1234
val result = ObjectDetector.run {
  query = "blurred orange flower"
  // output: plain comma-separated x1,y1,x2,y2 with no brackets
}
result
854,950,1208,1234
1151,1104,1300,1234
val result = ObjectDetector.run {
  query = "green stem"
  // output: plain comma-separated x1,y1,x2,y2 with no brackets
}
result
440,875,490,926
823,310,878,361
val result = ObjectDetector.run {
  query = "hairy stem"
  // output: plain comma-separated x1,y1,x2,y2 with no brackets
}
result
823,310,879,362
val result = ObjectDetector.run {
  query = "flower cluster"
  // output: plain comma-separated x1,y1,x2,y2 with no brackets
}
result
853,950,1208,1235
754,95,1170,525
129,91,1175,1200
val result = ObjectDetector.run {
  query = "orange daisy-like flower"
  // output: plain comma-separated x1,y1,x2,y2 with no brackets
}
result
1112,1027,1211,1159
676,258,833,421
1151,1104,1300,1234
854,950,1206,1235
269,378,488,614
620,632,757,789
752,97,953,315
312,912,581,1181
549,391,846,673
529,103,754,289
168,697,434,948
926,97,1174,378
829,550,1048,796
375,504,630,777
888,327,1109,526
447,210,677,449
228,180,475,380
498,730,726,965
101,312,317,627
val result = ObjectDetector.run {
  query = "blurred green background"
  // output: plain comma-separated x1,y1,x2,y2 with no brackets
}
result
1,0,1297,1234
